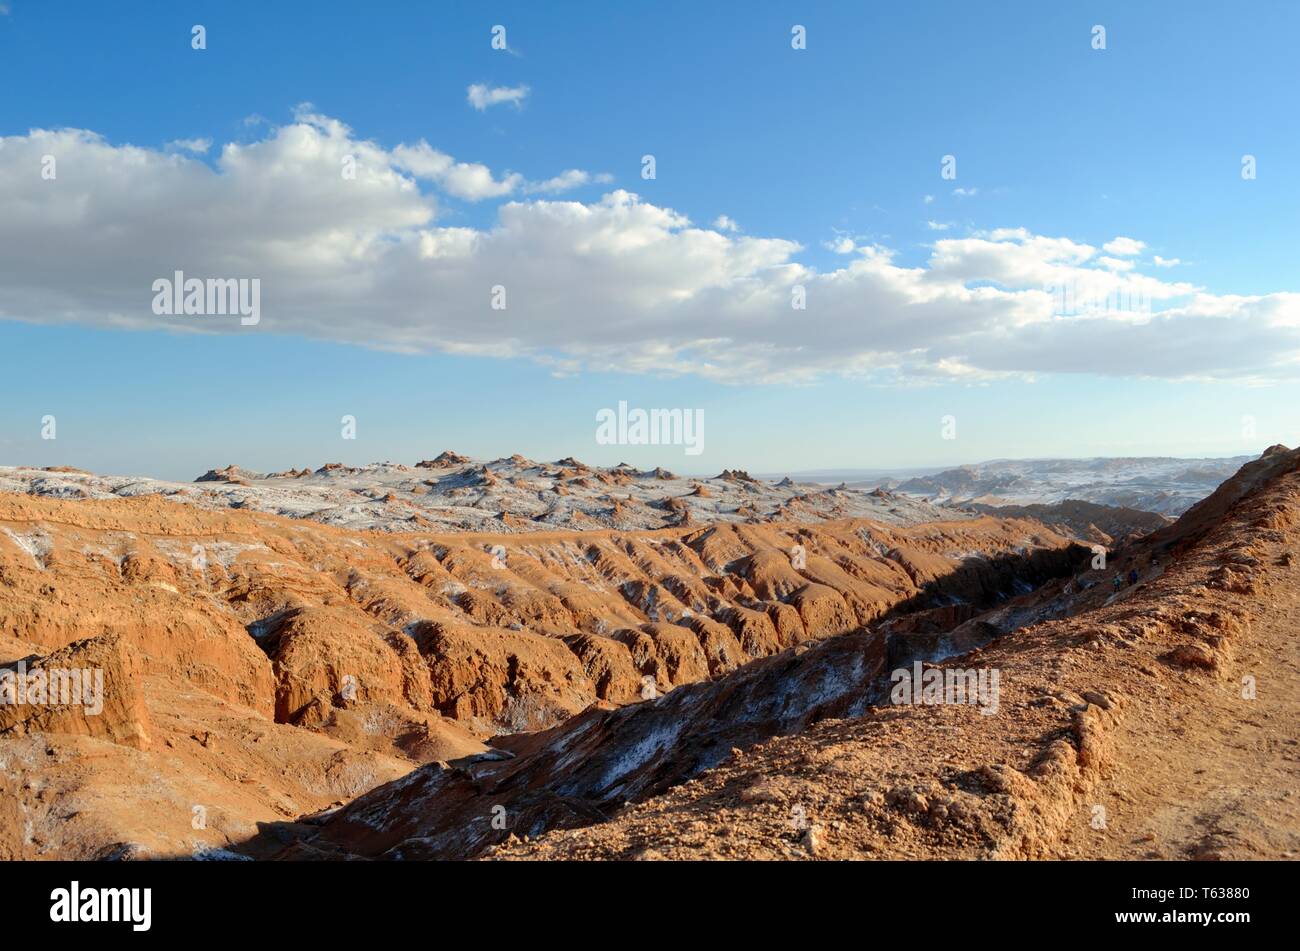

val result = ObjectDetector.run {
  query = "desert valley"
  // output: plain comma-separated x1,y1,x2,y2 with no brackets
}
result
1,447,1295,862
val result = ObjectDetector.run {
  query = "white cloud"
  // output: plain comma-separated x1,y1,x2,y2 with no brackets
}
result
467,83,530,111
167,137,212,154
524,169,613,195
1096,256,1135,272
823,236,856,254
952,187,979,197
1,113,1297,385
1103,236,1145,256
391,139,522,201
926,220,952,231
390,149,608,200
923,195,935,204
713,215,740,233
1153,255,1181,268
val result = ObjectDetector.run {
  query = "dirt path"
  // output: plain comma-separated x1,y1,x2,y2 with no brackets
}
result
1059,542,1300,860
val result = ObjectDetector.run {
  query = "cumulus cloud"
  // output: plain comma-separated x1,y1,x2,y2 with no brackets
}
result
392,139,522,201
1,113,1297,385
524,169,613,195
1153,255,1181,267
1103,236,1145,256
467,83,529,111
713,215,740,233
392,142,606,201
1096,256,1135,272
167,137,212,154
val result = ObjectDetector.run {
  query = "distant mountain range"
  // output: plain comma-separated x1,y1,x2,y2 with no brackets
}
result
881,455,1257,516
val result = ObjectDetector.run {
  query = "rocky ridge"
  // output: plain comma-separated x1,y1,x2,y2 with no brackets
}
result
1,455,961,535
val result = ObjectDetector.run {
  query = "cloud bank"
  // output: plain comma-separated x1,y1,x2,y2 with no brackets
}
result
1,111,1297,384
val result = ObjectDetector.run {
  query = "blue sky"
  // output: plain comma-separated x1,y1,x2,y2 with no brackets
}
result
1,0,1297,480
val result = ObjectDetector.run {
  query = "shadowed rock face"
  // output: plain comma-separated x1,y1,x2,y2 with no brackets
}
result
259,546,1096,861
256,632,890,860
966,499,1172,547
